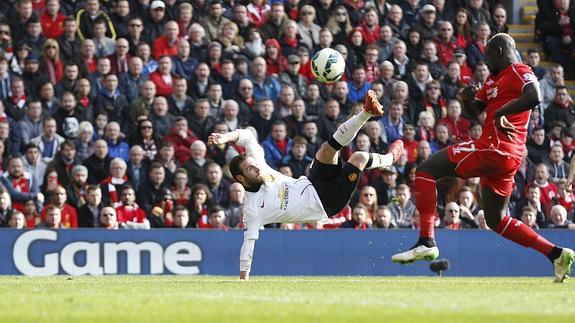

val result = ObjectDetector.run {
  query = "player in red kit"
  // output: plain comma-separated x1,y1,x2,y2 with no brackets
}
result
392,33,574,282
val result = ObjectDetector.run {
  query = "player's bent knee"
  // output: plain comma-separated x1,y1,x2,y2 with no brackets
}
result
348,151,370,170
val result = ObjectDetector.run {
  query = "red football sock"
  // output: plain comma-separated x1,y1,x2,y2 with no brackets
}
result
494,215,555,255
414,171,437,239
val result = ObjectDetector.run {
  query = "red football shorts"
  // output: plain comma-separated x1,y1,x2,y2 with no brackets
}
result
447,140,523,196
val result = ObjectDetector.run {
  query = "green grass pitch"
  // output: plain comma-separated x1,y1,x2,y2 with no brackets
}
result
0,276,573,322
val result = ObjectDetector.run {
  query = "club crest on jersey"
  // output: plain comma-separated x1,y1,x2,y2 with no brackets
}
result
348,173,358,182
523,72,537,83
487,87,498,100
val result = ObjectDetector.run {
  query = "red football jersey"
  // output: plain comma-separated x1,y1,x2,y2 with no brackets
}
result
476,63,538,156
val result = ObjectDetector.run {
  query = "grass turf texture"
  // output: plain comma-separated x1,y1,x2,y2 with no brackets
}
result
0,276,573,323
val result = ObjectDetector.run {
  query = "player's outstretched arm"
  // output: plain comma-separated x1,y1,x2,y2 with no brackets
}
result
239,238,256,281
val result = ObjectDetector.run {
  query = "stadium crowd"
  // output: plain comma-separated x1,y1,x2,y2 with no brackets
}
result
0,0,574,231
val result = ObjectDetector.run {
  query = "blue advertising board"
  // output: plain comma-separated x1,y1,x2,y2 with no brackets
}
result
0,229,573,276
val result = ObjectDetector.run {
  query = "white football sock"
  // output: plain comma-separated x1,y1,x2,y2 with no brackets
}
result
332,111,372,147
366,153,393,169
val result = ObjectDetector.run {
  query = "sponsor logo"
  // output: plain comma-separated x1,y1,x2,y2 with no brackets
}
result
348,173,358,182
12,230,203,276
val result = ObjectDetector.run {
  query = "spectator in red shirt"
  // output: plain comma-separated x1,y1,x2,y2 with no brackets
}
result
357,6,380,45
533,163,559,221
440,99,471,143
116,185,148,226
190,183,214,228
207,205,228,230
435,21,458,67
164,116,198,164
40,0,65,39
41,185,78,228
149,55,174,97
108,38,131,74
341,203,370,229
37,205,65,228
152,20,180,60
41,39,64,84
263,38,286,77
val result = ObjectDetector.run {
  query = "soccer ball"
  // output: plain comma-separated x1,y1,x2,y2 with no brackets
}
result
311,48,346,83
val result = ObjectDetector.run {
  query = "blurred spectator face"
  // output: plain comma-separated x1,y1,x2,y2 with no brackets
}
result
174,171,188,188
165,21,179,40
350,30,363,46
526,51,540,67
93,22,107,39
64,19,77,36
365,48,379,64
364,10,378,26
414,64,429,82
116,38,129,56
475,63,489,82
303,122,318,138
447,101,461,119
269,4,285,21
359,186,377,207
158,56,172,74
44,119,57,137
355,133,370,151
128,57,143,76
18,1,33,19
223,102,239,119
444,202,460,225
128,19,143,36
72,169,87,186
174,78,187,96
388,103,402,119
351,206,368,225
422,42,437,59
426,84,441,101
380,62,394,79
252,58,267,79
447,62,460,79
151,4,166,22
365,121,381,141
53,187,67,206
110,160,127,178
209,2,223,19
100,208,118,229
374,208,393,228
417,140,432,160
153,97,169,115
220,62,235,79
421,9,436,25
352,68,366,84
403,124,415,140
116,0,130,17
95,113,108,131
278,165,293,177
94,140,109,158
458,190,475,208
137,43,151,60
387,5,402,24
46,208,62,228
121,188,136,206
141,81,156,99
173,118,188,134
81,40,96,58
194,100,210,118
530,128,545,145
551,206,567,225
521,209,537,227
229,182,245,203
97,58,111,74
177,40,190,58
470,123,482,139
8,158,24,179
396,187,411,205
149,167,165,185
280,86,295,105
212,123,229,134
64,64,79,81
77,79,91,96
208,84,223,101
550,145,564,163
534,164,549,183
209,210,226,228
233,5,248,23
46,0,60,16
319,29,333,48
9,212,25,229
27,101,42,118
61,143,76,160
439,22,453,41
195,63,210,79
469,0,483,10
333,81,348,98
493,7,507,27
435,125,449,143
380,25,393,42
292,142,307,159
173,209,190,228
159,144,175,161
25,146,40,165
550,66,564,83
306,84,319,100
206,164,223,185
271,124,287,141
130,146,144,164
555,88,570,105
190,141,207,160
418,112,434,129
25,59,39,73
105,74,119,92
60,93,77,112
393,41,407,58
324,100,340,119
476,23,491,41
290,100,305,118
258,100,274,119
0,191,10,210
238,79,253,99
86,188,102,206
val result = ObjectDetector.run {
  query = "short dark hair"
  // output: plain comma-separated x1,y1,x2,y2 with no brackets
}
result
229,153,248,182
210,205,226,216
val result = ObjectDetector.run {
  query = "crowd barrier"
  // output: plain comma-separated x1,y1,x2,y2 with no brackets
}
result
0,229,573,276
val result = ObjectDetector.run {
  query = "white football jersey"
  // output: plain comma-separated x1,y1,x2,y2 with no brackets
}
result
237,129,327,239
